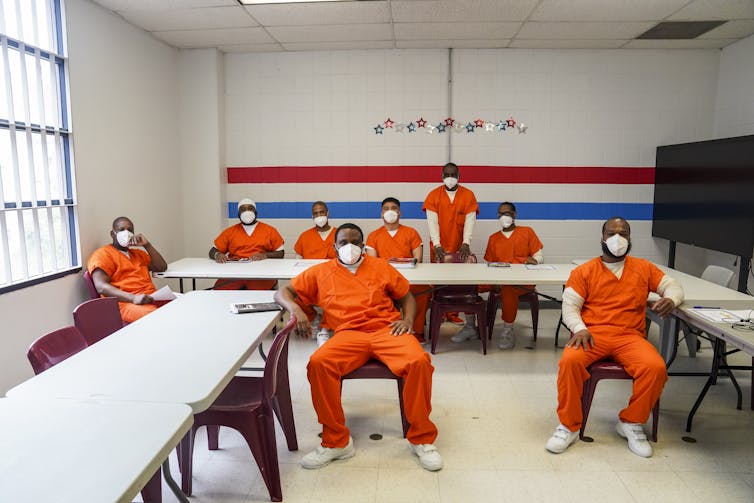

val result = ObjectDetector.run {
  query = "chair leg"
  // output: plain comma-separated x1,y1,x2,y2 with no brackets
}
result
429,304,444,355
579,377,599,439
240,411,283,502
271,386,299,451
207,425,219,450
486,293,498,340
530,296,539,342
650,399,659,442
140,467,162,503
180,427,197,496
396,378,409,437
476,306,488,355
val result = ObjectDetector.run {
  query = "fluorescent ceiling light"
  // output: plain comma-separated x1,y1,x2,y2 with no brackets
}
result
239,0,367,4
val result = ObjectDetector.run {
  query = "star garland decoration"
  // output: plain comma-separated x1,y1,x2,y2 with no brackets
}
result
373,116,528,135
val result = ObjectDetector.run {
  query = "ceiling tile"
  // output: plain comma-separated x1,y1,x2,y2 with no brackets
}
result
281,41,396,51
698,19,754,38
397,39,511,49
391,0,539,22
267,24,393,43
623,38,736,49
117,7,257,31
395,22,521,40
245,0,391,26
509,39,627,49
94,0,235,11
530,0,690,22
668,0,754,20
152,27,274,48
220,43,284,53
517,22,655,39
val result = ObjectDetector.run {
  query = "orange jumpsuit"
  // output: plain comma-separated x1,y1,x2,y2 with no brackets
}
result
483,227,543,323
366,225,430,338
293,227,336,259
291,256,438,448
213,222,284,290
422,185,478,262
557,256,668,431
87,245,161,323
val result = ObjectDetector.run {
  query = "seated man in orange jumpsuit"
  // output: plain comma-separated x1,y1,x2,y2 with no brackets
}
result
366,197,430,343
293,200,336,346
274,223,442,471
423,162,479,328
546,217,683,458
88,216,168,323
208,198,284,290
457,201,543,349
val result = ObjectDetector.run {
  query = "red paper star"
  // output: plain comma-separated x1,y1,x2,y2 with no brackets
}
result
384,118,394,128
474,118,484,128
506,117,516,128
417,117,427,128
444,117,455,126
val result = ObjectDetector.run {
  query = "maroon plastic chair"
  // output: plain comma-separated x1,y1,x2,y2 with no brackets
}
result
179,316,298,501
580,360,660,442
26,326,162,502
72,297,125,345
486,289,539,341
428,253,488,354
83,270,99,299
341,359,409,437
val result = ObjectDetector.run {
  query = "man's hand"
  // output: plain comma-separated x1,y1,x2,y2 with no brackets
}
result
291,306,312,339
650,297,675,318
250,252,268,261
131,293,154,305
524,256,538,265
214,251,228,263
131,234,150,247
389,319,413,336
459,243,471,262
566,329,594,351
434,245,446,263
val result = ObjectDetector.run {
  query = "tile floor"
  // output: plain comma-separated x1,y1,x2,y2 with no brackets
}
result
153,309,754,503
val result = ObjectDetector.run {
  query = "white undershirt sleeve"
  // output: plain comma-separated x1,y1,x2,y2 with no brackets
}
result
656,275,684,306
427,210,441,247
532,248,543,264
562,287,587,333
462,212,476,246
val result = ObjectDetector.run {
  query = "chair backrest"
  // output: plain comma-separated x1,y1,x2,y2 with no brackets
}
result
73,297,124,345
83,270,99,299
700,265,735,288
27,326,88,375
437,252,478,297
263,316,297,402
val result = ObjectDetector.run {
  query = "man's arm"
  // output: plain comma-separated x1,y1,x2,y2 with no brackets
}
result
527,247,544,265
651,275,684,317
209,246,228,263
91,268,153,305
131,234,167,272
426,210,444,261
411,245,423,262
251,249,284,260
273,285,312,337
562,287,593,350
459,212,476,261
389,291,417,336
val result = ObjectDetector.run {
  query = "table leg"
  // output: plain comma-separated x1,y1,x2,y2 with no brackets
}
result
162,457,190,503
686,337,724,432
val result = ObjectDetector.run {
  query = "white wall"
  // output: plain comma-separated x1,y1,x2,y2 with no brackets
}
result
0,0,181,393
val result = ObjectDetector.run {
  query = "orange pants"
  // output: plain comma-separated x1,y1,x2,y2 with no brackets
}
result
410,284,431,337
498,285,532,323
118,300,169,323
557,331,667,431
212,279,278,290
307,328,438,447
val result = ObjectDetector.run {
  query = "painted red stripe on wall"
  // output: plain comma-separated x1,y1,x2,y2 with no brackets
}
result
227,166,654,184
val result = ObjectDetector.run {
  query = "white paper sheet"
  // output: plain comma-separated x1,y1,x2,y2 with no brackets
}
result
688,308,754,323
524,264,556,270
151,285,177,301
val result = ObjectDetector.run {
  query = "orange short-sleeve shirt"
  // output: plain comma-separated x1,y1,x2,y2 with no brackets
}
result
422,185,479,253
290,255,410,334
566,256,665,337
366,225,422,259
87,245,156,296
294,227,336,259
213,222,284,259
484,226,543,264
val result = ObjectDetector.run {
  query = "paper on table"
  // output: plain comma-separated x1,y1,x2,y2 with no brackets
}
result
689,308,754,323
524,264,556,270
294,259,327,267
151,285,177,301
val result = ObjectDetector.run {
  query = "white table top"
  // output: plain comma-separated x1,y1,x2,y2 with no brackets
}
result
7,290,280,413
0,398,192,503
656,265,754,309
675,308,754,357
156,257,577,285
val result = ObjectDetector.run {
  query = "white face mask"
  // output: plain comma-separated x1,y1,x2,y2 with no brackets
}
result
337,243,362,265
116,230,134,248
239,210,256,225
383,210,398,224
313,215,328,228
443,176,458,189
499,215,514,229
604,234,629,257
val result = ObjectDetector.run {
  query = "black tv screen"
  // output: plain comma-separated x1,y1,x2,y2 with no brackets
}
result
652,135,754,258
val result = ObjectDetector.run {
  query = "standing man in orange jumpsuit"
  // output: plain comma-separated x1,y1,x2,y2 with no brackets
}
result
88,216,168,323
546,217,683,458
208,198,284,290
463,201,543,349
274,223,442,471
294,200,336,345
366,197,430,342
423,162,480,331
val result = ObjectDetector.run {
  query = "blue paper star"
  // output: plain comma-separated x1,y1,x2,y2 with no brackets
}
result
436,123,446,133
496,121,507,131
407,122,416,132
374,124,384,134
465,122,475,133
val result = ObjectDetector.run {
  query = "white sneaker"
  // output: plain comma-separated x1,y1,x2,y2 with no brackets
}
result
450,324,479,342
616,421,653,458
545,424,578,454
409,443,443,471
301,437,356,469
316,328,333,347
498,323,515,350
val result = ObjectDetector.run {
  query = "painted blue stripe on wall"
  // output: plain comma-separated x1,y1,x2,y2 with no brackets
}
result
228,202,652,220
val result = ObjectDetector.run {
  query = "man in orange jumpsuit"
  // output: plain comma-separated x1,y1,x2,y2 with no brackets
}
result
274,223,442,471
294,200,336,345
423,162,480,330
465,201,543,349
88,216,168,323
366,197,430,342
208,198,284,290
546,217,683,458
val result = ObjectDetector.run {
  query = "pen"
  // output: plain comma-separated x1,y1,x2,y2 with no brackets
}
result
693,306,720,309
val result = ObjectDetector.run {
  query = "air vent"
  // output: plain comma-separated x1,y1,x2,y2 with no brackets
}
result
637,21,726,40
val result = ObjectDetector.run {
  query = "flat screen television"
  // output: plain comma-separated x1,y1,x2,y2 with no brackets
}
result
652,135,754,258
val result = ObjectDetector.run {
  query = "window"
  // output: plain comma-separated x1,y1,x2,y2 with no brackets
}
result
0,0,78,292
